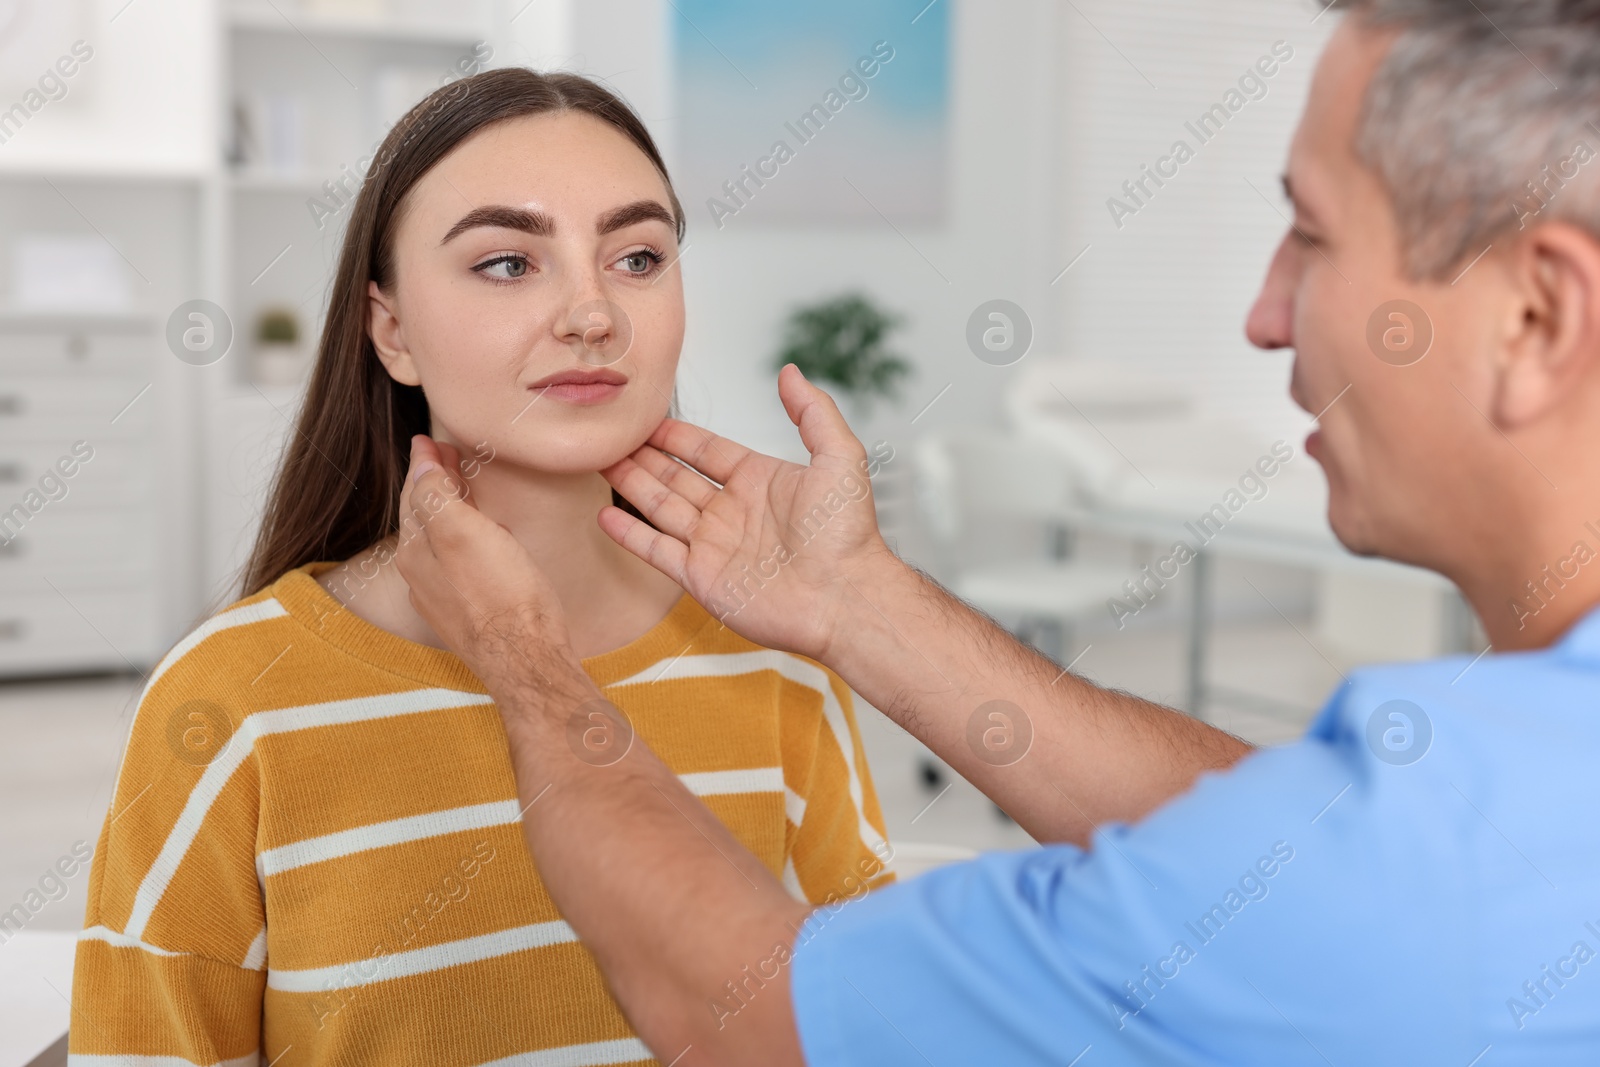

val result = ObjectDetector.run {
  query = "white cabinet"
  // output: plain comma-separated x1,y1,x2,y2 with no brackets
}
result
0,313,163,674
0,0,575,668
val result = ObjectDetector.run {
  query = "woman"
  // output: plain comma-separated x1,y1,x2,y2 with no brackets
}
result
72,68,893,1066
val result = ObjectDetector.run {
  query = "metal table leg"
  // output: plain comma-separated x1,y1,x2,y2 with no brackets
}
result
1185,550,1211,719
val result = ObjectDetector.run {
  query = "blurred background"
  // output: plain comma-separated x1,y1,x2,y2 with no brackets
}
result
0,0,1482,1057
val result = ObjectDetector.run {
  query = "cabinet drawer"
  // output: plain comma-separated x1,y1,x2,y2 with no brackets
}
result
0,506,155,579
0,377,152,437
0,585,159,676
0,326,154,376
0,440,150,508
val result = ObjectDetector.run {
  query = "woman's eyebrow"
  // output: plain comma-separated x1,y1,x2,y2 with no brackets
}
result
596,199,677,235
440,205,555,244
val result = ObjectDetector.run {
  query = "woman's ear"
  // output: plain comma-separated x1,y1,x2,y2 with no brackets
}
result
368,279,422,386
1493,221,1600,429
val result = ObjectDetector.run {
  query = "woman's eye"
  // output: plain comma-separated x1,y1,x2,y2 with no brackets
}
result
474,255,530,281
616,250,664,275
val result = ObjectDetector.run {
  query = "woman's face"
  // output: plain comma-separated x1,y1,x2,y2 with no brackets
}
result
369,111,685,473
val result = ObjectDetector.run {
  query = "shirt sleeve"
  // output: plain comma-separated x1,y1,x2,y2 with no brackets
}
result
787,691,1396,1067
781,664,895,906
70,654,267,1065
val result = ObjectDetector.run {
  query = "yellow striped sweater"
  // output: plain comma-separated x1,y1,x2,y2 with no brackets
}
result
71,560,893,1066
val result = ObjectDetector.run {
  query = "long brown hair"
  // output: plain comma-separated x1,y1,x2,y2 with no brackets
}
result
238,68,684,598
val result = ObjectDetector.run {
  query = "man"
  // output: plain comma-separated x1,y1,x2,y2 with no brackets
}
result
396,1,1600,1062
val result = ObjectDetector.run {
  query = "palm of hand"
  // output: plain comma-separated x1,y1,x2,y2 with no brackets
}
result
599,369,889,664
684,449,879,655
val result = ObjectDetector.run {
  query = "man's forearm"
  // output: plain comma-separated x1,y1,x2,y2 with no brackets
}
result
494,674,810,1066
822,547,1253,846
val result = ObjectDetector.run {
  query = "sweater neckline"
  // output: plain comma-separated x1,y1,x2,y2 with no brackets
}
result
270,561,715,694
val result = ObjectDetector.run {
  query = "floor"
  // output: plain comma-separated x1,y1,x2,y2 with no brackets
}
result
0,617,1350,928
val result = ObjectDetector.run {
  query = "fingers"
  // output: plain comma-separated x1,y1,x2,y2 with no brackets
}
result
646,419,752,485
622,444,719,509
436,439,470,501
398,461,513,621
401,435,472,518
406,464,478,554
602,455,704,541
597,504,689,584
778,364,866,465
397,436,432,532
397,435,482,575
410,433,445,477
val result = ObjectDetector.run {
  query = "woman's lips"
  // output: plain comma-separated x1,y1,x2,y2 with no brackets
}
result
528,369,626,405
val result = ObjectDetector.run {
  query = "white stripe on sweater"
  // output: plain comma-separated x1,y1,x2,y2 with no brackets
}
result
146,598,289,690
256,768,786,880
784,786,808,828
469,1038,655,1067
69,1055,261,1067
266,920,577,994
79,925,182,957
120,598,290,774
257,800,522,878
677,766,784,797
124,687,494,939
242,925,267,970
609,651,888,862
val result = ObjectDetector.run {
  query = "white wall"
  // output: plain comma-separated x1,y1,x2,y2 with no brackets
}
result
1054,0,1335,444
0,0,216,177
560,1,1330,452
562,0,1066,463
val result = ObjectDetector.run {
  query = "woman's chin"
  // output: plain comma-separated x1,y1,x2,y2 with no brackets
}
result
491,439,644,477
440,410,665,477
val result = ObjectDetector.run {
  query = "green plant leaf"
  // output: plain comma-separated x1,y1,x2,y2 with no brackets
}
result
771,292,912,410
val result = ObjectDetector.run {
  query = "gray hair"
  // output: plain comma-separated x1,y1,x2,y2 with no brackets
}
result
1335,0,1600,279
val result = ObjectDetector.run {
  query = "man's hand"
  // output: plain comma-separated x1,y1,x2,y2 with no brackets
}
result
394,434,594,707
602,369,1252,847
391,435,812,1067
599,364,893,664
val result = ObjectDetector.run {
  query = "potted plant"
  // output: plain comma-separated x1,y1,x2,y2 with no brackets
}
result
771,292,911,415
252,307,307,387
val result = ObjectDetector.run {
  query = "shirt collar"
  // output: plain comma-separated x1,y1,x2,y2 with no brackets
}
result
1554,600,1600,664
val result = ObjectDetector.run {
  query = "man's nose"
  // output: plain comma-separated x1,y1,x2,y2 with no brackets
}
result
1246,231,1297,351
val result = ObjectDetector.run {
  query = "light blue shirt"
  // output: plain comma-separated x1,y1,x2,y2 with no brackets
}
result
791,606,1600,1064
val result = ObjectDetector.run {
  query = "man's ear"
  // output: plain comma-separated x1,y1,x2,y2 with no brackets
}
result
368,279,421,386
1494,221,1600,428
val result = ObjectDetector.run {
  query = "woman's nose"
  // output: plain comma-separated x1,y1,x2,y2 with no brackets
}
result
558,285,633,367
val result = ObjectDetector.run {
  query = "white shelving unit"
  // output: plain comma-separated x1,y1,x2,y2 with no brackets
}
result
204,0,499,608
0,0,564,677
229,3,490,46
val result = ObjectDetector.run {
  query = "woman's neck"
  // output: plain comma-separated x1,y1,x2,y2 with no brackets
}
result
319,461,685,660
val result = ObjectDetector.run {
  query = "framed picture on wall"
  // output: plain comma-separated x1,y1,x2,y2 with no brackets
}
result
672,0,950,231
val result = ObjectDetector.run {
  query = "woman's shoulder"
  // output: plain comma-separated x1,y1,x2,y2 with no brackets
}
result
111,566,319,770
153,569,306,674
135,563,342,715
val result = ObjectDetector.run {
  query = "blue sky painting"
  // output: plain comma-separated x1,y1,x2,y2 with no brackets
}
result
671,0,951,229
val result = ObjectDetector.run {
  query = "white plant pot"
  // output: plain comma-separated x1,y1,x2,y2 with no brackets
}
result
252,340,308,387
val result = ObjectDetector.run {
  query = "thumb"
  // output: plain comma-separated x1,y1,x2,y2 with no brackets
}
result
409,433,444,479
404,434,469,517
778,364,865,464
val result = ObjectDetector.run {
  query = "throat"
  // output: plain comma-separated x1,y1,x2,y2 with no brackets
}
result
321,471,685,661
